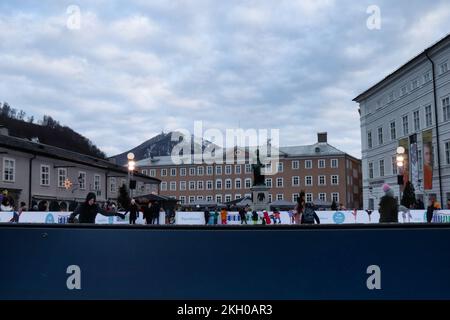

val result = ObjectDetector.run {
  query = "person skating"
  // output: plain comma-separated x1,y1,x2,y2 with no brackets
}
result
300,202,320,224
378,184,399,223
273,208,281,224
263,211,271,225
252,210,258,225
9,202,26,223
294,191,305,224
125,199,140,224
213,208,219,224
426,197,437,223
238,207,247,224
204,208,210,225
143,202,153,224
69,192,125,223
220,207,228,225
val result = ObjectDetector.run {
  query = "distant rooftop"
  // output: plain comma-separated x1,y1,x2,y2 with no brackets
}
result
0,134,160,183
279,143,345,157
135,132,356,167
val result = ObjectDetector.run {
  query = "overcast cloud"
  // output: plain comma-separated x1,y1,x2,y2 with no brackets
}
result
1,0,450,157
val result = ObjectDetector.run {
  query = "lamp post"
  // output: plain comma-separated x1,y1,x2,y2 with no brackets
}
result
417,178,425,206
127,152,135,199
396,146,406,203
368,186,374,210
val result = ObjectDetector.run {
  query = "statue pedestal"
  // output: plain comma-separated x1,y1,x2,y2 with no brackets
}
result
250,185,271,211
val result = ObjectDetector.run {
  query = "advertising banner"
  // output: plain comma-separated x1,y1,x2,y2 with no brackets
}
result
409,134,419,189
175,211,205,225
423,129,433,190
4,210,450,225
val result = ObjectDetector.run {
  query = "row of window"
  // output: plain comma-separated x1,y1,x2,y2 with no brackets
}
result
0,159,103,191
368,155,404,179
371,63,448,113
159,175,340,191
367,104,436,149
368,140,450,179
39,166,102,190
143,159,340,177
0,158,150,194
265,175,340,187
178,192,340,204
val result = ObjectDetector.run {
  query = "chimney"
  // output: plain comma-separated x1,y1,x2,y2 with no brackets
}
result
0,125,9,136
317,132,327,143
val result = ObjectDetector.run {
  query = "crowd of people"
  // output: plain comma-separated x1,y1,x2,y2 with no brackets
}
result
1,190,174,225
1,191,26,222
3,185,449,225
67,193,173,225
200,191,321,225
378,183,441,223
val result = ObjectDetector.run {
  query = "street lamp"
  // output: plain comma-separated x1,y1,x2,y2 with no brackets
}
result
368,186,374,210
396,147,406,202
127,153,135,198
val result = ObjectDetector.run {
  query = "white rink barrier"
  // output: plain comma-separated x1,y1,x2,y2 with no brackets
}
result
176,210,447,225
0,211,165,225
1,210,449,225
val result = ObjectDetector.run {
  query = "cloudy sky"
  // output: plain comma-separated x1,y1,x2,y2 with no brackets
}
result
1,0,449,158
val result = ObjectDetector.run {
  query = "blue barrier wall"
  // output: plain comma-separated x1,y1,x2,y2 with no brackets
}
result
1,223,450,300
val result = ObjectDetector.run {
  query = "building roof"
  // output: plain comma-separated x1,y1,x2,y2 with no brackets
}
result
269,200,296,208
135,142,352,167
353,33,450,102
181,199,226,208
224,196,252,207
279,142,346,157
136,155,179,167
134,193,176,203
0,134,160,184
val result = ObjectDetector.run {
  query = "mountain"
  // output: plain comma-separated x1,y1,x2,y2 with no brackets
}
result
109,131,217,165
0,102,106,159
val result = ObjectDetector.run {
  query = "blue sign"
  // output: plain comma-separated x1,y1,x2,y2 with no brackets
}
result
58,216,68,224
45,213,55,224
333,211,345,224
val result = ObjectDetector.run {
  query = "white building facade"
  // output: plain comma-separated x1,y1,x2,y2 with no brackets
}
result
0,129,160,208
354,34,450,209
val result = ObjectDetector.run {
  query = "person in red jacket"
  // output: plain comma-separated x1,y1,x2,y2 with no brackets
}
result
263,211,271,225
220,208,227,224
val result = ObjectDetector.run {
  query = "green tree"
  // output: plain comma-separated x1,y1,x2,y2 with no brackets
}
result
1,102,11,117
401,181,416,208
117,184,130,210
17,110,26,120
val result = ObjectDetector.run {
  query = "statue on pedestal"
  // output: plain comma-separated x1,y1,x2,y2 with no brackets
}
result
252,149,266,186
